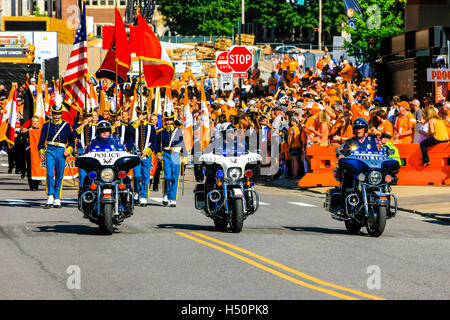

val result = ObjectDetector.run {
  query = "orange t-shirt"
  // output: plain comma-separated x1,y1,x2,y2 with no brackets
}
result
377,120,393,137
182,70,194,82
351,104,370,122
288,125,301,148
288,60,299,72
268,77,278,91
340,64,354,82
395,113,416,144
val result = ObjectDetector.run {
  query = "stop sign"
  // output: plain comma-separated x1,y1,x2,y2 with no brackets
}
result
216,51,233,73
227,46,253,73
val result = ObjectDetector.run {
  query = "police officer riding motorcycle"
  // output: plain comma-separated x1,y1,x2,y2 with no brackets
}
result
325,118,400,237
75,121,141,234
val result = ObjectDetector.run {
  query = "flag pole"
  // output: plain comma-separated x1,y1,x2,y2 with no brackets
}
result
139,57,142,111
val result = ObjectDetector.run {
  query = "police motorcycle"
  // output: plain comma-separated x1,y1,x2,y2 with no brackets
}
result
193,126,262,233
75,121,141,235
324,127,400,237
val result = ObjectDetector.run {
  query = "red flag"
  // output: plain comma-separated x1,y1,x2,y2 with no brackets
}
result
130,13,174,88
5,89,18,148
96,7,131,84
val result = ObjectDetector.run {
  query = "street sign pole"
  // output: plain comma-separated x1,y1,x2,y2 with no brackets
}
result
238,20,242,89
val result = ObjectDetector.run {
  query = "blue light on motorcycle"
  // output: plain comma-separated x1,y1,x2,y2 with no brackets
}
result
216,170,224,178
88,171,97,180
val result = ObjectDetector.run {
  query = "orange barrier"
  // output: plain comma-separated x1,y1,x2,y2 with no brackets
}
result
297,143,450,187
396,143,450,185
297,145,339,187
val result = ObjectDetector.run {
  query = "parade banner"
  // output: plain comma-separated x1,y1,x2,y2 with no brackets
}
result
427,68,450,82
29,129,79,180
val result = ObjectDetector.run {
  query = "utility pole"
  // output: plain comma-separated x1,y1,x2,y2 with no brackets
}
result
241,0,245,25
318,0,322,51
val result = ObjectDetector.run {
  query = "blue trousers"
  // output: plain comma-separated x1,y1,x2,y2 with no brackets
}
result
45,145,65,199
133,156,152,198
78,148,86,188
163,152,181,201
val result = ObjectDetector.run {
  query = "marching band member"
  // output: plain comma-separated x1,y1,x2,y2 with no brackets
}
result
127,104,157,206
38,102,74,209
157,111,187,207
72,108,96,188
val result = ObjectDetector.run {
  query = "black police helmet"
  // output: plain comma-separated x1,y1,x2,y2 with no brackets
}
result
96,120,112,133
352,117,369,132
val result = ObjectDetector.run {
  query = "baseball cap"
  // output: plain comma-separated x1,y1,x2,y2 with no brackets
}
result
398,101,410,110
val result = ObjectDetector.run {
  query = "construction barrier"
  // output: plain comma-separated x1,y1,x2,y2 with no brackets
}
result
298,143,450,187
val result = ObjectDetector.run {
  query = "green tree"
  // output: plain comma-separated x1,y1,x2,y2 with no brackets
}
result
157,0,241,36
33,6,47,17
343,0,406,66
156,0,347,39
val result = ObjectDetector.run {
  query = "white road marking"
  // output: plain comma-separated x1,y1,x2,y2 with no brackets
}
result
288,201,317,207
259,201,270,206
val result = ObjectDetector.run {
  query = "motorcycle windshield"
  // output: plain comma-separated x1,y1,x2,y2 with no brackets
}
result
339,151,400,173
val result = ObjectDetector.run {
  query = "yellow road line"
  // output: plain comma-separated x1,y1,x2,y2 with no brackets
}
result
176,232,359,300
191,232,386,301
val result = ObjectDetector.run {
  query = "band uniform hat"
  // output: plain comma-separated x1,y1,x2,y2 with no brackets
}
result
136,104,148,114
163,111,175,120
84,107,94,116
51,95,64,113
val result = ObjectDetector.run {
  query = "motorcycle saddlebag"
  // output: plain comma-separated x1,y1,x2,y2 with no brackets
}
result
194,184,206,210
324,187,342,214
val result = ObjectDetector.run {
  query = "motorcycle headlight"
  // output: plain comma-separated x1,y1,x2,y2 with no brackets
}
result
368,171,382,185
357,173,366,182
100,168,115,183
227,168,242,181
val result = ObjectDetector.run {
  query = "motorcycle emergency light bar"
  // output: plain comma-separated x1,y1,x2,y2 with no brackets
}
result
90,184,97,191
245,170,253,178
216,170,224,178
118,171,127,179
89,171,97,180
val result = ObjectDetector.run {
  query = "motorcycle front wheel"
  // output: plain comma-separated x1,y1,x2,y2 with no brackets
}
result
345,220,362,234
213,216,228,230
231,198,244,233
99,203,114,235
366,206,387,237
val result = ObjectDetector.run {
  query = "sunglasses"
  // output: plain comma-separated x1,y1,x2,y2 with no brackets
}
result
353,125,366,130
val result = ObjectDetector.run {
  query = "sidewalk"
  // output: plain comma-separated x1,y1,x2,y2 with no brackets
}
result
268,178,450,223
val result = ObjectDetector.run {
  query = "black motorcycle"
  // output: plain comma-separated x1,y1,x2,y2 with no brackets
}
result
75,146,140,234
324,149,400,237
194,152,262,233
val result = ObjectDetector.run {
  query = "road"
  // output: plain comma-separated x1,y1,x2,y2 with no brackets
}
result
0,169,449,300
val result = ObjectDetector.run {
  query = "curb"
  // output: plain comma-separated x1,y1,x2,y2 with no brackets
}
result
265,179,450,224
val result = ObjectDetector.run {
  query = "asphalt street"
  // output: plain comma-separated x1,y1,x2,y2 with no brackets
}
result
0,169,449,300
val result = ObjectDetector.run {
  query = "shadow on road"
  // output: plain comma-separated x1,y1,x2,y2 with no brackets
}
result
35,224,103,235
283,226,359,236
157,223,221,232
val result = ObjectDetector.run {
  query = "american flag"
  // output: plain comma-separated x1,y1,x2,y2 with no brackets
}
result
63,1,89,113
